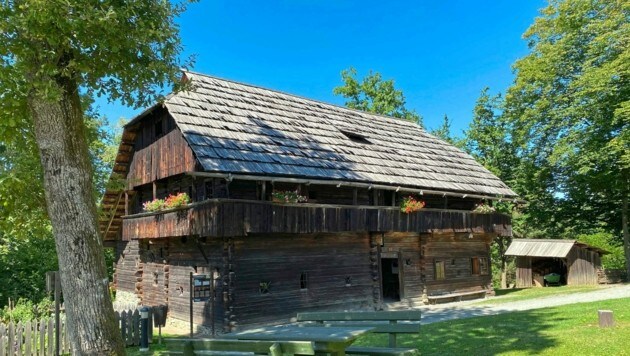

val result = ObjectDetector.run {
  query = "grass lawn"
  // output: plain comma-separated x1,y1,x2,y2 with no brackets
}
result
475,285,604,305
353,298,630,355
127,298,630,355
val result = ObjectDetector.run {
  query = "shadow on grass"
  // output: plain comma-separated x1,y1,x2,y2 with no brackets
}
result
353,309,563,355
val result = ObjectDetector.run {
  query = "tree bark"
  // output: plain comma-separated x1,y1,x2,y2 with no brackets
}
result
28,78,125,355
623,190,629,280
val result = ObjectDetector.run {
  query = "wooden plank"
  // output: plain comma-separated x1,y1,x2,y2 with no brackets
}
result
297,311,421,322
47,319,54,356
164,338,315,355
303,323,419,334
0,324,5,356
7,323,14,356
346,346,419,356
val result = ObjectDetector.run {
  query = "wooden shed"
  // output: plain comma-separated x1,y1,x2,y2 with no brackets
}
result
505,239,607,287
100,71,517,332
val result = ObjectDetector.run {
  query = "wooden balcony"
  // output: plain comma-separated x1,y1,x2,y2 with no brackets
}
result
121,199,512,241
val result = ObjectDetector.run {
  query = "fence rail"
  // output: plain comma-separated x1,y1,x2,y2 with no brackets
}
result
0,309,154,356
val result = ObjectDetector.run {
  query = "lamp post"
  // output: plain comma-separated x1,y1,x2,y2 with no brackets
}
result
139,306,150,352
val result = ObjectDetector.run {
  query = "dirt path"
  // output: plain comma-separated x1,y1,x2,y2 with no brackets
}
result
417,284,630,325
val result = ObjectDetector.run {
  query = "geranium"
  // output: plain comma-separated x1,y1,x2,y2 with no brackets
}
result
400,195,425,213
143,199,165,212
473,203,496,213
271,190,308,203
164,192,190,209
143,192,191,212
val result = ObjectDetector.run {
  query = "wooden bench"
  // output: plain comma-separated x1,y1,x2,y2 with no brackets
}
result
297,311,421,355
427,290,487,304
164,338,315,356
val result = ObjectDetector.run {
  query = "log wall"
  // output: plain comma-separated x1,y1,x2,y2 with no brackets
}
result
230,232,373,328
115,240,141,295
380,232,424,305
167,237,224,332
138,239,169,307
422,232,493,296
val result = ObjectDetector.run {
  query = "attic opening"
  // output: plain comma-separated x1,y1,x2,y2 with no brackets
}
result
339,130,371,144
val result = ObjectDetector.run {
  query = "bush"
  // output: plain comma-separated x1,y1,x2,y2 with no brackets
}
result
0,297,53,323
577,231,626,270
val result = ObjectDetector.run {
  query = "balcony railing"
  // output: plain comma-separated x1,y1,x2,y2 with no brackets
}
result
121,199,512,241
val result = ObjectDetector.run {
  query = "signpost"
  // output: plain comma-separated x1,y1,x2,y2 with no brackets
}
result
189,272,213,337
46,271,62,356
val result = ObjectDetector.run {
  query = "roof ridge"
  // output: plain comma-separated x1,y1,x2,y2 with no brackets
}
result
181,70,425,132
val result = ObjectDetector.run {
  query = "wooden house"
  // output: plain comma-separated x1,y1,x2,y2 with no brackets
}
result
505,239,608,287
100,71,517,332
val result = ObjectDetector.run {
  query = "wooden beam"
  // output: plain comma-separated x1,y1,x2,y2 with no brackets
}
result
185,171,522,202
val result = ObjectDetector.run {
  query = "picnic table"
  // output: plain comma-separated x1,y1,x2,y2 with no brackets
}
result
222,325,374,356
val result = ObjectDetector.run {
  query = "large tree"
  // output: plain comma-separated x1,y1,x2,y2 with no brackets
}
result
503,0,629,273
333,67,423,126
0,1,192,354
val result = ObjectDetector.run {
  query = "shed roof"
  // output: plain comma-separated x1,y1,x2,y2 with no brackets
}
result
135,71,517,198
505,239,608,258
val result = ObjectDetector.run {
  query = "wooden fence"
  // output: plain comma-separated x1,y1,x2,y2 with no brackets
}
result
0,309,154,356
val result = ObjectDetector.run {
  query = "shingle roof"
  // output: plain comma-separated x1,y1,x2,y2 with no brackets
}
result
505,239,608,258
161,71,517,198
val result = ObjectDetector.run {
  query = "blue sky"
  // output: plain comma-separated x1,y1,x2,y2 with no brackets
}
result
96,1,546,136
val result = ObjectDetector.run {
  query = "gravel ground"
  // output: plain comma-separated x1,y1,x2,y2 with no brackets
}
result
416,284,630,325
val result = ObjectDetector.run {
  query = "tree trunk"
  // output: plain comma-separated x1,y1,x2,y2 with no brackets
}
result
28,78,125,355
495,237,509,289
623,191,629,280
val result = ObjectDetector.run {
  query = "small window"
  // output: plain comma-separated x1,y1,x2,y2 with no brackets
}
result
340,130,371,144
435,260,445,280
300,272,308,290
155,120,164,137
153,271,159,286
471,257,489,276
345,276,352,286
259,281,271,294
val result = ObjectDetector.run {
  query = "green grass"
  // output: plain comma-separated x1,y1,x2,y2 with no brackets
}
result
474,285,604,305
127,298,630,355
353,298,630,355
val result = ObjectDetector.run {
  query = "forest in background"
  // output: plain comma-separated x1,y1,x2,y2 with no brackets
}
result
0,0,627,321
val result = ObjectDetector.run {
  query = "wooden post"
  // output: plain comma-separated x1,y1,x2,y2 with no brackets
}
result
189,272,194,338
152,182,157,200
352,188,358,205
124,191,129,216
55,271,61,356
598,310,614,327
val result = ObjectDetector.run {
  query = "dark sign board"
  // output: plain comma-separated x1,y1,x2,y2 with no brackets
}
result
192,274,212,302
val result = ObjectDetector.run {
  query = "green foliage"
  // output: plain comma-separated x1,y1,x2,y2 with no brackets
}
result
430,114,463,147
0,0,194,112
333,67,423,126
502,0,629,241
271,190,308,204
577,231,626,270
0,297,53,323
464,88,518,182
